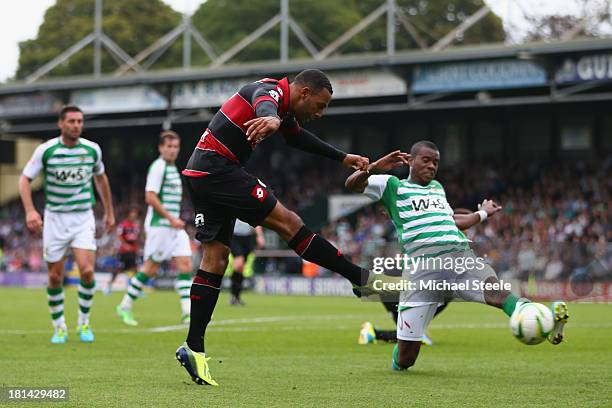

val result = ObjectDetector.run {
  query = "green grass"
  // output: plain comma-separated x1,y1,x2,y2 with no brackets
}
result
0,288,611,407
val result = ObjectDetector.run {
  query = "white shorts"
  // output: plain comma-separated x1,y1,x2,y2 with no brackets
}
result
396,302,441,342
144,226,192,263
43,210,96,263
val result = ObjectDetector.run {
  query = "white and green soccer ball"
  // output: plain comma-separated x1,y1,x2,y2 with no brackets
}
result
509,302,554,345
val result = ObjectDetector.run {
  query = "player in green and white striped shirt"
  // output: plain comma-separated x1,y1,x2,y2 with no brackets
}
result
117,131,194,326
346,141,569,370
19,105,115,344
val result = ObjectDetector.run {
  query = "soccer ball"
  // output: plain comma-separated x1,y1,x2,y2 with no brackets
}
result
509,302,554,345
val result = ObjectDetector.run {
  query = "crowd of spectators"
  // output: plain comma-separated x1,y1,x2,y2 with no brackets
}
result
1,153,610,283
322,158,611,282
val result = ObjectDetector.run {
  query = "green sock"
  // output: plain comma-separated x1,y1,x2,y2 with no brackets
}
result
502,293,520,317
127,272,149,300
392,344,406,370
78,280,96,324
47,287,65,327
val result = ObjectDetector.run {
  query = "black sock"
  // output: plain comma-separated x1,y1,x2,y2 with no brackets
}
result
382,301,399,324
434,301,449,317
288,226,367,286
186,269,223,353
374,329,397,343
231,272,244,298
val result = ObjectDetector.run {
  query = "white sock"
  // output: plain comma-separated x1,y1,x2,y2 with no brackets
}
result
120,294,133,310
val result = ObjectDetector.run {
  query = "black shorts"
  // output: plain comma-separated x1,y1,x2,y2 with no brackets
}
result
184,152,277,247
119,252,137,272
231,235,256,258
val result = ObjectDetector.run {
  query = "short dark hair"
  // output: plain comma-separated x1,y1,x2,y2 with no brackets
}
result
59,105,83,120
410,140,439,156
293,69,333,94
159,130,180,145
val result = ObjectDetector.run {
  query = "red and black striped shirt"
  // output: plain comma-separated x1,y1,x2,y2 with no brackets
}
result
184,77,299,172
183,76,346,177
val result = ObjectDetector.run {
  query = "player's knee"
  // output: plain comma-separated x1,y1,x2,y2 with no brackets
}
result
201,242,230,273
278,210,304,240
483,277,509,308
80,268,94,282
48,273,62,287
265,203,303,240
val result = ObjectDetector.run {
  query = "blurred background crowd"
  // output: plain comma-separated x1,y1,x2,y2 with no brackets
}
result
1,152,610,283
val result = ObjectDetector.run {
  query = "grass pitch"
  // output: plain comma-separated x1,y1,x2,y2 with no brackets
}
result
0,288,611,407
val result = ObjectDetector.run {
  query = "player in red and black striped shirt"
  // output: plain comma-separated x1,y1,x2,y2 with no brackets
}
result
105,208,141,294
177,69,390,386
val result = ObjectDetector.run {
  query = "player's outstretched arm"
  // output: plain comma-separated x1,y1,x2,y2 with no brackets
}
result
282,127,369,170
18,175,43,234
453,199,502,230
345,150,410,193
93,173,116,232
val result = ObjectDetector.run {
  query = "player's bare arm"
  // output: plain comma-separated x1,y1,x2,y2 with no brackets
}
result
93,173,116,232
453,199,502,230
145,191,184,229
18,175,43,234
345,150,410,193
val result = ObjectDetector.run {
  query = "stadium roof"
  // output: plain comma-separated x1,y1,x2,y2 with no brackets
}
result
1,37,611,96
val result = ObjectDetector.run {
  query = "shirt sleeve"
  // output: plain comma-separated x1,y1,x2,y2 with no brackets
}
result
22,144,46,180
251,86,280,118
92,143,105,175
363,175,392,202
145,160,164,194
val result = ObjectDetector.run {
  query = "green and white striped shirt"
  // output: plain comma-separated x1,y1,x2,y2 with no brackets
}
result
144,157,182,227
22,137,105,212
364,175,469,258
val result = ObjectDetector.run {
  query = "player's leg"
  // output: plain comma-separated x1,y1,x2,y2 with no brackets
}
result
176,173,234,385
367,300,450,345
47,260,67,344
169,229,195,323
105,252,130,294
230,254,245,305
105,268,118,295
484,277,568,344
392,303,438,370
459,257,568,344
117,226,171,325
43,211,71,343
186,239,229,352
72,248,96,342
174,255,194,323
229,236,250,306
116,258,160,326
394,340,422,370
261,201,369,287
176,239,227,386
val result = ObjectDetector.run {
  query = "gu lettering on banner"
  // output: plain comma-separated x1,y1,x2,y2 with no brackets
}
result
556,53,612,84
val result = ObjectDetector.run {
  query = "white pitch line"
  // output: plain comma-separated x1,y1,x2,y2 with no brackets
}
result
1,317,612,336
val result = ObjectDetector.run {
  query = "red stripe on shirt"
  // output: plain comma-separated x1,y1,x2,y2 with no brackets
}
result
219,93,255,134
192,128,240,164
181,169,210,178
